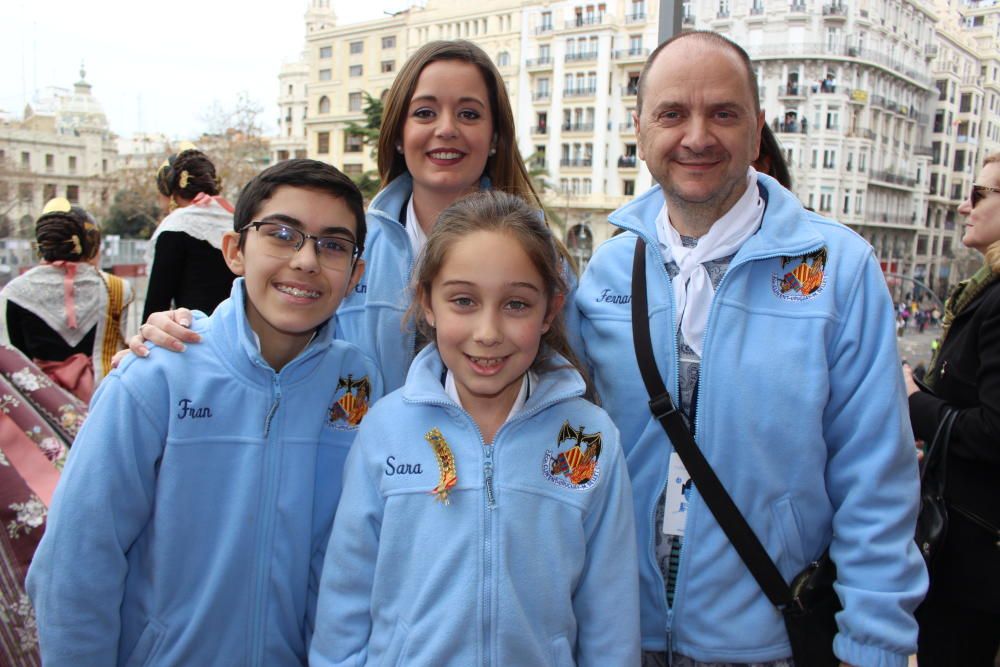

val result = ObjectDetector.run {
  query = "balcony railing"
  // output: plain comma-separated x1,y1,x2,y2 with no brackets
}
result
622,84,640,96
869,170,918,188
565,51,599,62
565,86,598,97
526,57,553,67
625,12,647,23
746,43,932,86
822,3,848,16
789,2,808,12
778,84,804,96
531,125,548,135
565,15,606,29
776,122,808,133
618,156,638,168
532,91,551,101
534,23,554,34
715,9,731,18
749,5,765,14
613,48,650,59
560,158,594,167
619,120,636,130
562,123,595,132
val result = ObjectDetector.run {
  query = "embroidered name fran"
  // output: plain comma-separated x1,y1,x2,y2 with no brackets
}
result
177,398,212,419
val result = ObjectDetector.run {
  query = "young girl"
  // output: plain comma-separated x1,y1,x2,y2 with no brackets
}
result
130,41,574,393
309,191,639,667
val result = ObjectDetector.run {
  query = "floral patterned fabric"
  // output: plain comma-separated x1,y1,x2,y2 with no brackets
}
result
0,344,86,666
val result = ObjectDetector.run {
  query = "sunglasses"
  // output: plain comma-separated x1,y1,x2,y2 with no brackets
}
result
971,184,1000,208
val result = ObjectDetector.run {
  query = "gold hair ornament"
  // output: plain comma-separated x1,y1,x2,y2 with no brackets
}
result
425,427,458,504
178,170,190,189
42,198,73,215
69,235,82,256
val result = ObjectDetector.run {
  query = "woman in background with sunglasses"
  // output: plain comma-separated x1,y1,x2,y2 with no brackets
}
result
145,143,236,322
903,152,1000,666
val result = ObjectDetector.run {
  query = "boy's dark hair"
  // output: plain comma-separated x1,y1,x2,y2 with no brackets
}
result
156,148,221,199
233,159,367,251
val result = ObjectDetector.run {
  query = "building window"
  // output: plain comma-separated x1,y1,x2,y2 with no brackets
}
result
349,64,363,77
319,69,332,81
277,150,290,161
45,154,54,171
348,92,363,112
20,152,29,167
350,41,363,54
345,135,364,153
319,96,331,114
497,51,511,67
541,11,552,30
43,183,57,201
317,132,330,154
343,164,364,177
382,35,396,49
18,183,33,202
66,185,79,203
68,156,78,173
381,60,395,73
623,179,635,196
822,149,836,169
320,46,332,58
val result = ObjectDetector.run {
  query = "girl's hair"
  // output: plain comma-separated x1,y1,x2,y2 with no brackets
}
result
156,147,221,200
409,190,591,392
377,40,542,210
35,198,101,262
756,124,792,189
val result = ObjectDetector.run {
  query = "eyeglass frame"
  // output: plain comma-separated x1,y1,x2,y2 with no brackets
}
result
237,220,363,270
971,184,1000,209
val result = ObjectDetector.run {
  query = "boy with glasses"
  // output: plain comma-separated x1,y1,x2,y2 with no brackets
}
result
28,160,382,666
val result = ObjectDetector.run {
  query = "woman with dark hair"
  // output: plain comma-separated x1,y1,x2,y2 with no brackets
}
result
144,143,235,321
1,198,132,401
904,152,1000,665
754,124,792,189
132,42,572,393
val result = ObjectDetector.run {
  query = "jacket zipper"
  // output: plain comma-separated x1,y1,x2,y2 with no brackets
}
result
250,375,282,666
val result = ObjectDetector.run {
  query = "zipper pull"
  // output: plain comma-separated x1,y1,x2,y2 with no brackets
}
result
484,460,496,509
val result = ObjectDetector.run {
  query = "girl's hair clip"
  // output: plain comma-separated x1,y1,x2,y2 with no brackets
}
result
178,170,190,189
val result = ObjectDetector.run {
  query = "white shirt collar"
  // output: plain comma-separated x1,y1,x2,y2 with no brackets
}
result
405,195,428,259
444,369,534,424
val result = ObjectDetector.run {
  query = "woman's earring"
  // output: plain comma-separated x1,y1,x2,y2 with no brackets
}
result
396,143,404,153
489,147,497,156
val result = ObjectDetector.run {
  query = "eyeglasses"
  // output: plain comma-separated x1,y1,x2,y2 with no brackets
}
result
971,184,1000,209
239,221,360,271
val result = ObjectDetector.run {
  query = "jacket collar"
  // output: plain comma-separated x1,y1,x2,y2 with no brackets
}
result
367,174,495,229
609,172,826,264
402,344,585,415
207,278,336,385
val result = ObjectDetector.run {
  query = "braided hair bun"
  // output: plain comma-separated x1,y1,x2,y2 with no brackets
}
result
155,143,221,200
35,198,100,262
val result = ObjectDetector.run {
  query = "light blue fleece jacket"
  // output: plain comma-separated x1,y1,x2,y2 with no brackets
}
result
310,345,640,667
27,279,382,667
572,174,927,667
336,174,582,394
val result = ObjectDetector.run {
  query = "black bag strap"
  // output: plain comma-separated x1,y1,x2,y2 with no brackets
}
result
630,236,796,609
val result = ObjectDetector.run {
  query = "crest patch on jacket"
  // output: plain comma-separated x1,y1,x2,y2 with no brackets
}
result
543,421,602,490
772,247,828,300
327,374,371,429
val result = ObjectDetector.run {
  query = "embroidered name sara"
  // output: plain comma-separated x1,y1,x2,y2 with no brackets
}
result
385,456,423,475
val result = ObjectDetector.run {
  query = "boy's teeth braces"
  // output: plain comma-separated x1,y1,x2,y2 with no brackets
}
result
276,284,320,298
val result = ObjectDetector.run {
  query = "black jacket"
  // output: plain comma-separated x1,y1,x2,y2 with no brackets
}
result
910,277,1000,612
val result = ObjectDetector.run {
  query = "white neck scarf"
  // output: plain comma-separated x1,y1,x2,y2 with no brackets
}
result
655,168,764,357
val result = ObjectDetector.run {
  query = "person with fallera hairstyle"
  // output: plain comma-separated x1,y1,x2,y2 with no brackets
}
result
309,191,639,667
127,41,575,395
27,160,382,666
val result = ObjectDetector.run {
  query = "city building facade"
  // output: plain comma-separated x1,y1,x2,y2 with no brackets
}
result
281,0,998,286
0,69,117,239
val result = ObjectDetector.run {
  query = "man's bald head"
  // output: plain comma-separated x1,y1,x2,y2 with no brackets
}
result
636,31,760,115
